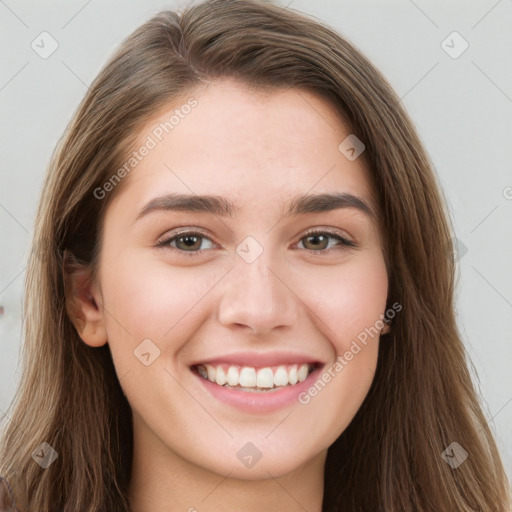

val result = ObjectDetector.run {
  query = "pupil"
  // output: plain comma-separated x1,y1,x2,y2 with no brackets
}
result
182,235,199,248
308,234,327,249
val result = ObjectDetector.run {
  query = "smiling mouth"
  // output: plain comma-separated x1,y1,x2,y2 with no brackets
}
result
192,362,320,392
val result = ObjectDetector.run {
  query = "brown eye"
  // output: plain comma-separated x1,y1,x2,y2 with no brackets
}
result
156,231,215,254
302,233,330,251
175,234,203,251
298,230,356,252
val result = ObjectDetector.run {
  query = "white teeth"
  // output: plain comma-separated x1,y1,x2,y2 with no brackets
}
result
196,362,314,390
273,365,288,387
297,364,309,382
288,365,298,385
206,364,216,382
256,368,274,388
227,366,239,386
215,366,227,386
239,367,256,387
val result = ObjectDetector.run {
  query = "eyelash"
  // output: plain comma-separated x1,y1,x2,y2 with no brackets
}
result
155,228,357,256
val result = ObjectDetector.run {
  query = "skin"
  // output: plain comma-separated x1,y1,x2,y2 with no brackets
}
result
68,78,388,512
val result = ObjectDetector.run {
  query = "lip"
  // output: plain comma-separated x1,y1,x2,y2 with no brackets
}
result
191,363,324,414
190,350,324,369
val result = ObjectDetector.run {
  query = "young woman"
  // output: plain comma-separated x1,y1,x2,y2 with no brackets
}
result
0,0,510,510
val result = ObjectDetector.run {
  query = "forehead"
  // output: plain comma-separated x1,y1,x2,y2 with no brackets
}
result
108,79,376,218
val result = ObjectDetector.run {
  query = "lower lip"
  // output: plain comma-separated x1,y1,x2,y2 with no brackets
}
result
192,366,323,413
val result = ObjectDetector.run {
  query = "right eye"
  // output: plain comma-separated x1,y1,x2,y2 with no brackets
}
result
156,230,216,256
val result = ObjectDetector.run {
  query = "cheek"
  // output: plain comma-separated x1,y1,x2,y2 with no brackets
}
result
280,251,386,370
98,250,226,365
296,252,389,349
294,254,387,435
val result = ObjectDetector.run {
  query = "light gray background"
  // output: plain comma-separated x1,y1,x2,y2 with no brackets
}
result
1,0,511,480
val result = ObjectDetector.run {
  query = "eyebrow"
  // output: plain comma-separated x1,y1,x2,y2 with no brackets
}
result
135,192,376,222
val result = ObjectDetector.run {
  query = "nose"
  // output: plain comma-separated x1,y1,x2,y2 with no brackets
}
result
217,248,299,336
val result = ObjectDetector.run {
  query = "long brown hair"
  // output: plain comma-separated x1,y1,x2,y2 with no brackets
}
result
0,0,509,510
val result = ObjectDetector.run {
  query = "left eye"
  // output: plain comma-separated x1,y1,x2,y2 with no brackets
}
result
156,229,356,255
297,230,356,251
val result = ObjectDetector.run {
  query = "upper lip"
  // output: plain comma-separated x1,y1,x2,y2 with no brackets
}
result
190,351,325,368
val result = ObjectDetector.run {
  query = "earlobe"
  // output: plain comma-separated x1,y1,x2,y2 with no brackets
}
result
380,320,391,335
62,250,108,348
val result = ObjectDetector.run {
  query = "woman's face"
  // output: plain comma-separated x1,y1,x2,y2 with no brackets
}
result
88,79,388,479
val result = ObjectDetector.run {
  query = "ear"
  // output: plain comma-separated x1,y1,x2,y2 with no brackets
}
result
62,249,108,347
